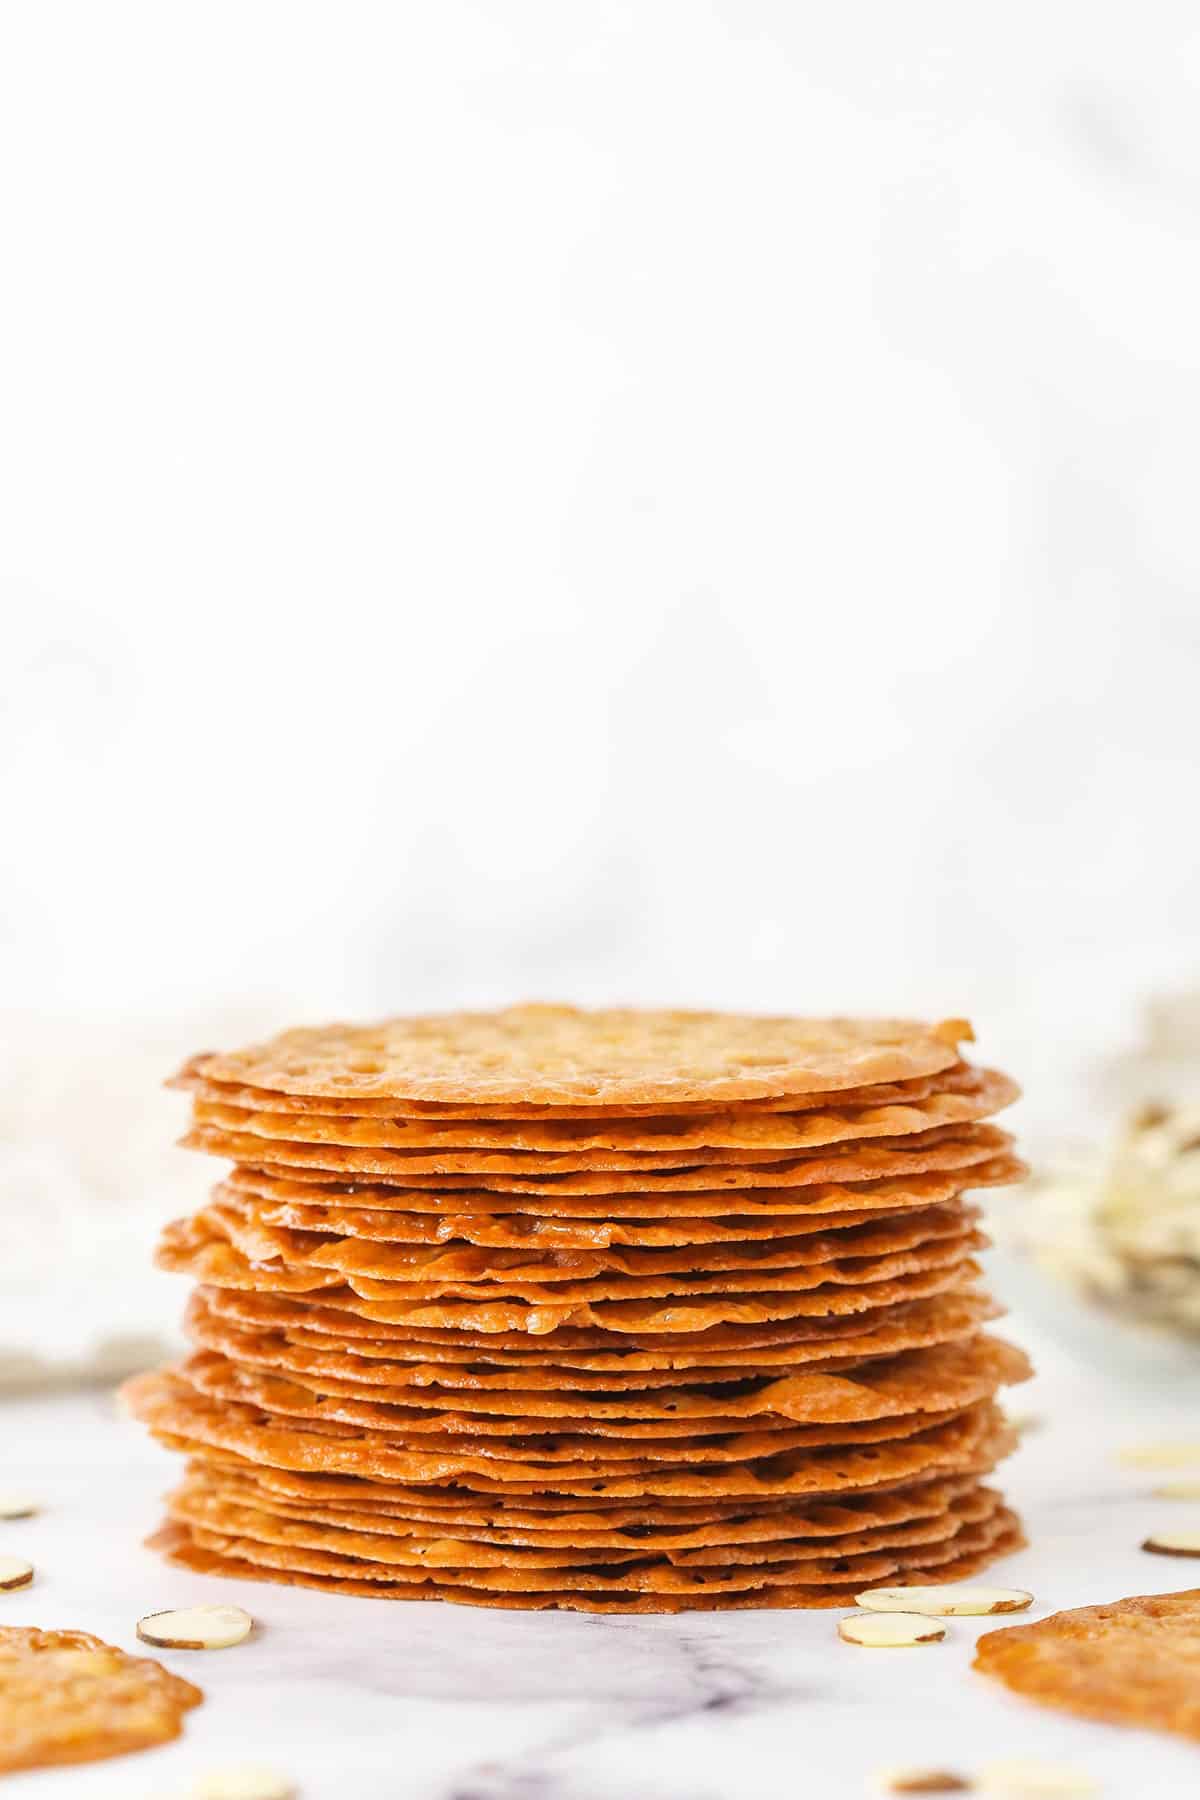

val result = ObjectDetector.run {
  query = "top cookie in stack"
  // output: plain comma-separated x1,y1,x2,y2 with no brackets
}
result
126,1006,1031,1613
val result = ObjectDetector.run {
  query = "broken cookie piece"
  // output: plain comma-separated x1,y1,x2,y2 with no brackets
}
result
0,1625,202,1773
975,1588,1200,1742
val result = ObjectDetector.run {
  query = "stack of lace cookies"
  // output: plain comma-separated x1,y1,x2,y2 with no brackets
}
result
125,1006,1031,1614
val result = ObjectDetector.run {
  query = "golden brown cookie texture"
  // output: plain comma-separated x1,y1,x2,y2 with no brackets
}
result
975,1589,1200,1740
185,1067,1016,1154
148,1518,1025,1613
185,1007,973,1106
0,1626,203,1773
129,1006,1027,1609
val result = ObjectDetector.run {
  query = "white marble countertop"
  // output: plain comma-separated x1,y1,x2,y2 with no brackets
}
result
5,1308,1200,1800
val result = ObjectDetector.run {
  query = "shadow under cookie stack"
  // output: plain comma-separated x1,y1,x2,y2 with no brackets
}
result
126,1006,1031,1613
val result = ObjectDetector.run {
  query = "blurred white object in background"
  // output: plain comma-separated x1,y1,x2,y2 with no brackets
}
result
1013,1103,1200,1334
1000,991,1200,1348
1093,990,1200,1116
0,1009,272,1387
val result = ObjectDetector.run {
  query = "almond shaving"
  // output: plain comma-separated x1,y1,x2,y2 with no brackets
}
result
136,1605,253,1650
877,1771,972,1793
856,1583,1031,1616
188,1765,294,1799
0,1558,33,1592
978,1759,1097,1795
0,1496,38,1521
1141,1530,1200,1557
1118,1442,1200,1469
839,1610,945,1646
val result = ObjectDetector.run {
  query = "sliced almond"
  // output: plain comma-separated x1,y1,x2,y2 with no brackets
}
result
0,1556,33,1591
1151,1480,1200,1499
839,1611,945,1646
136,1604,253,1649
979,1758,1097,1795
1142,1530,1200,1558
0,1494,38,1520
876,1770,973,1794
856,1584,1033,1617
189,1766,294,1800
1118,1442,1200,1469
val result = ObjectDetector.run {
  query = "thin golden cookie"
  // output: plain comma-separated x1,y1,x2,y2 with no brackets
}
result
191,1007,972,1106
169,1500,1015,1594
181,1122,1013,1190
197,1285,1001,1370
206,1188,979,1283
0,1626,203,1774
148,1518,1025,1612
176,1460,989,1536
186,1068,1016,1153
124,1370,1012,1496
175,1468,991,1551
169,1059,975,1119
182,1312,1027,1424
165,1479,1001,1572
224,1155,1024,1220
975,1588,1200,1741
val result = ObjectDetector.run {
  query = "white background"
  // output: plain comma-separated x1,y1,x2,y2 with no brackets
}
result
2,0,1200,1314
